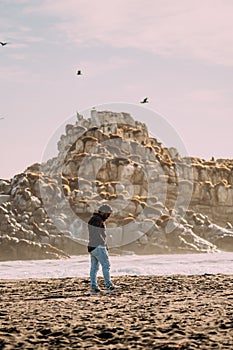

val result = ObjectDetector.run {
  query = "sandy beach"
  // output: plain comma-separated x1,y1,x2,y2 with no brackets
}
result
0,274,232,349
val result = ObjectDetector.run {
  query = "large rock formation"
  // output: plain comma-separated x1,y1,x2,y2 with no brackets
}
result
0,109,233,260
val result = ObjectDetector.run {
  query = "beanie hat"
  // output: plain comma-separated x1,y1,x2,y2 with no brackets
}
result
98,204,113,213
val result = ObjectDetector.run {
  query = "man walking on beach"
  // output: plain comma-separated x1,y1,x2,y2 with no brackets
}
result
88,204,118,294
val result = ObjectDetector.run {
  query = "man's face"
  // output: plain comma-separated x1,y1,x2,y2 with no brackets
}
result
102,212,111,221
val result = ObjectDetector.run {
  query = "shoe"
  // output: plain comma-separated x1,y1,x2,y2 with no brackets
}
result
90,287,101,295
106,285,121,293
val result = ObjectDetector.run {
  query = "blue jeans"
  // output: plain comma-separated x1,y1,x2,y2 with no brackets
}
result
89,246,112,289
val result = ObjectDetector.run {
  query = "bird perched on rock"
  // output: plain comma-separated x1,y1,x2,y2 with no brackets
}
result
0,42,8,46
77,70,82,75
140,97,148,104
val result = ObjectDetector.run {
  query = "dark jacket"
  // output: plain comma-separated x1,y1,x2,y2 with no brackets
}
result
88,212,107,252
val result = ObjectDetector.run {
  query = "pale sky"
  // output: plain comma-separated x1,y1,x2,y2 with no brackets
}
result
1,0,233,179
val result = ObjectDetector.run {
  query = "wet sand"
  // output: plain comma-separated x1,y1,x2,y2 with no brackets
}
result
0,274,232,349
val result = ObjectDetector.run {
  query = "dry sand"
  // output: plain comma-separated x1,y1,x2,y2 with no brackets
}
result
0,274,232,349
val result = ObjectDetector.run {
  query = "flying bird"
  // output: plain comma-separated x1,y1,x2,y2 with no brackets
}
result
76,70,82,75
0,117,5,120
0,42,8,46
140,97,149,104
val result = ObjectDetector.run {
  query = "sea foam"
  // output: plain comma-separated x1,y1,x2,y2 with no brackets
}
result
0,252,232,280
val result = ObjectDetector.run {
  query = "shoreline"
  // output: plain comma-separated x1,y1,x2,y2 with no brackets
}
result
0,274,232,349
0,252,233,280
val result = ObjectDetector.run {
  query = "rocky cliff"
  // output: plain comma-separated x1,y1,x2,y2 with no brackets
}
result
0,109,233,260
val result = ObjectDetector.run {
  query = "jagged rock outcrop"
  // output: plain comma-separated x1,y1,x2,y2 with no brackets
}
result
0,109,233,260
